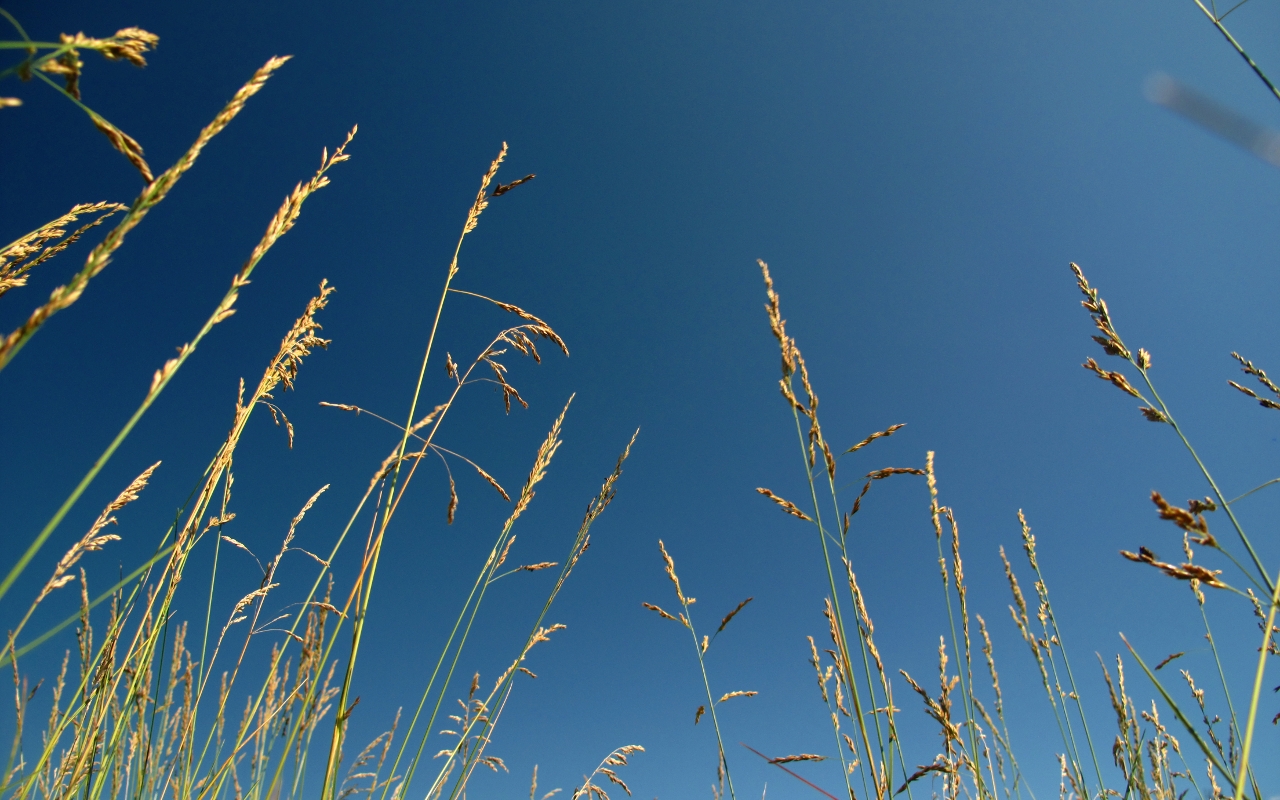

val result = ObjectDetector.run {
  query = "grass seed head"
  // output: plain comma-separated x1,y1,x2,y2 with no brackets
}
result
755,488,812,521
1070,262,1132,361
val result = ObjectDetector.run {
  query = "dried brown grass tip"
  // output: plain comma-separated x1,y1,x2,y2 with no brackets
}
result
1120,546,1227,589
1082,357,1142,398
492,174,535,196
1150,491,1216,546
756,488,812,521
845,423,906,455
769,754,826,764
1229,352,1280,410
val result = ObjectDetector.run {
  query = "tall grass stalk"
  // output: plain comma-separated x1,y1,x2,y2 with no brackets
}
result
644,541,756,800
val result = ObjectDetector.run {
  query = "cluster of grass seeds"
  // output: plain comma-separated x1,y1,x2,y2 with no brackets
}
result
1,13,640,800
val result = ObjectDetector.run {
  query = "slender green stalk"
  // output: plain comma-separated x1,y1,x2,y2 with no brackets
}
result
0,542,174,669
436,429,631,800
1191,0,1280,105
1121,637,1235,789
1233,564,1280,800
822,465,900,796
1195,603,1261,798
791,408,877,800
656,540,738,800
1136,368,1270,594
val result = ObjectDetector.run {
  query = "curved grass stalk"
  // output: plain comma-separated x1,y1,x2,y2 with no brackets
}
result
1191,0,1280,105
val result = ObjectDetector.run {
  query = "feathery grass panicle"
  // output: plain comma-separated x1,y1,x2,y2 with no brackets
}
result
1119,546,1229,590
1082,356,1144,399
37,462,159,607
1071,262,1130,361
0,202,126,298
843,467,925,534
715,598,753,637
87,112,152,182
657,541,687,606
571,745,644,800
447,289,569,357
458,144,507,244
512,398,569,521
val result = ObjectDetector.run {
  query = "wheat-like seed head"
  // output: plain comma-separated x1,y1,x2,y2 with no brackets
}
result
844,423,906,455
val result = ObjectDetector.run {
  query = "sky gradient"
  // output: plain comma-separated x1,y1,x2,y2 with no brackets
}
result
4,1,1280,796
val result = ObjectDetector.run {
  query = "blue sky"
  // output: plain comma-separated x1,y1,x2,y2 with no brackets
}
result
4,0,1280,796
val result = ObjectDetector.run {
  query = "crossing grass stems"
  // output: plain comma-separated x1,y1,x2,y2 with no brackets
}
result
0,12,639,800
6,4,1280,800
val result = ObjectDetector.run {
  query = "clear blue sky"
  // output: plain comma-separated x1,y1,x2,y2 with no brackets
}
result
4,1,1280,796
